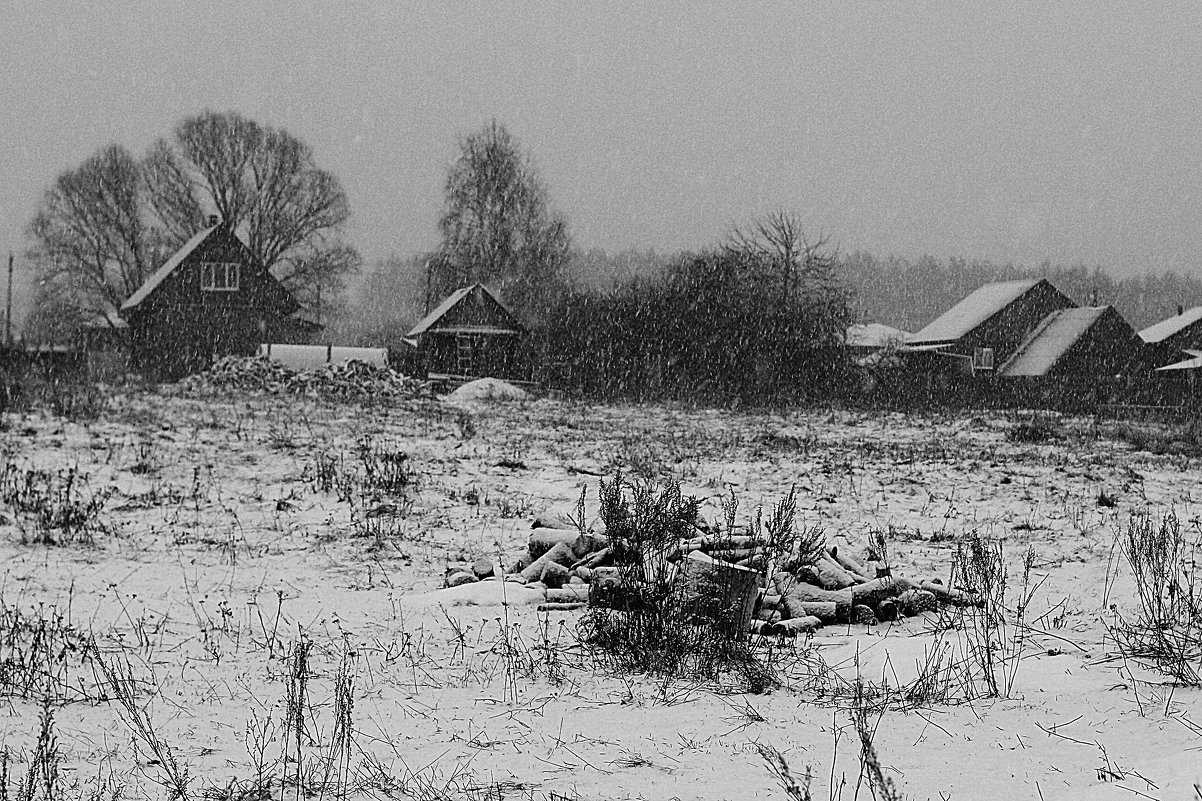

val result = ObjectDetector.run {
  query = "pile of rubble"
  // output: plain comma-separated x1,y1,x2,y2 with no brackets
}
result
175,356,432,400
444,509,980,630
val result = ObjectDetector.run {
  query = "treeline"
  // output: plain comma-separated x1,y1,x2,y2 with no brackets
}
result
842,252,1202,332
529,240,853,404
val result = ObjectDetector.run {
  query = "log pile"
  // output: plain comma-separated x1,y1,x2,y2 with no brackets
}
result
174,356,431,400
442,511,980,630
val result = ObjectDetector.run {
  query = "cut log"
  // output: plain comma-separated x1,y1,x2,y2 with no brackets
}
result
546,585,590,604
570,546,612,570
850,577,917,609
764,615,822,636
588,566,645,610
705,547,765,563
827,544,873,583
471,555,497,580
794,601,840,623
678,534,762,552
756,608,782,623
445,571,477,588
772,573,852,623
529,529,602,560
799,555,860,590
539,561,571,589
520,542,576,583
875,598,899,622
851,604,878,625
537,602,587,612
679,551,761,634
919,581,980,607
897,589,938,616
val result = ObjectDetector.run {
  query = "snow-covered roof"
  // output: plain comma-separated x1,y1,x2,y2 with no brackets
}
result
406,283,523,338
846,322,910,348
908,279,1042,345
998,306,1108,376
1138,306,1202,344
120,224,218,312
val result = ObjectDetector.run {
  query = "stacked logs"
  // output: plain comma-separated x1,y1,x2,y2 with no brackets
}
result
441,512,980,629
174,356,431,400
755,542,979,636
443,515,613,612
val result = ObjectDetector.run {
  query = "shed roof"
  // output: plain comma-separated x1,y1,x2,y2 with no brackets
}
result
1156,348,1202,371
998,306,1108,376
1138,306,1202,344
846,322,910,348
406,283,523,338
120,224,218,312
908,279,1042,345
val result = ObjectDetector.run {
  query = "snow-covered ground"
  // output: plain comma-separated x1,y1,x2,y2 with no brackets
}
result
1,389,1199,800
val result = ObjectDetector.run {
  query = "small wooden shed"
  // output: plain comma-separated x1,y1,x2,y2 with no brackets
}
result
403,284,526,380
119,217,316,379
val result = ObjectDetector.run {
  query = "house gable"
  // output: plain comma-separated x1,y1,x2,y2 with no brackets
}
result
406,284,524,338
999,306,1148,377
907,278,1077,365
121,223,296,319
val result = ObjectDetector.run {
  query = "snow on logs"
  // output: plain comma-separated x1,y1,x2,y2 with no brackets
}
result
439,517,980,627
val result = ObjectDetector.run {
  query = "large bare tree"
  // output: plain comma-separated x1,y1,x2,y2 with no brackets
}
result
26,110,358,332
147,110,359,306
434,120,570,316
28,144,158,317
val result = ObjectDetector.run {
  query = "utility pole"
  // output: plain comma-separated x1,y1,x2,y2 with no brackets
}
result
5,252,12,347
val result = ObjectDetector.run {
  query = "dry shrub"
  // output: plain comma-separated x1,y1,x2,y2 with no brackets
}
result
578,473,790,692
1108,511,1202,684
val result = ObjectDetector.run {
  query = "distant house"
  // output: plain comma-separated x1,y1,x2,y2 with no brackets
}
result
120,217,317,379
402,283,526,380
1138,306,1202,367
906,279,1077,373
997,306,1149,378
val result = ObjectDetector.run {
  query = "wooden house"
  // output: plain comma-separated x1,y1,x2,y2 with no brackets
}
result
120,217,316,379
403,284,526,380
1138,306,1202,367
906,279,1077,374
997,306,1149,378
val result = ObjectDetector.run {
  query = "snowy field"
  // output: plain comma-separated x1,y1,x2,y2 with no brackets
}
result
2,387,1200,800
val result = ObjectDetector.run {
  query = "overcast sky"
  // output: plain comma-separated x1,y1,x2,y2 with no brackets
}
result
3,1,1201,323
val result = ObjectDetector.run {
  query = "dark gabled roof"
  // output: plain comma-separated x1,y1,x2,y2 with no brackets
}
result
120,224,218,312
406,283,524,338
1138,306,1202,345
908,279,1044,345
998,306,1109,376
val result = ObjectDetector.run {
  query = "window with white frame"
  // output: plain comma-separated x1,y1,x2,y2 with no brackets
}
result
972,347,994,371
200,262,240,292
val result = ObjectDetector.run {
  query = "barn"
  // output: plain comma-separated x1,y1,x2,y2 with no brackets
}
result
906,279,1077,374
402,283,526,381
120,217,317,379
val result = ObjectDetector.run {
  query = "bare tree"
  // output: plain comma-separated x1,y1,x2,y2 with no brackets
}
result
151,110,359,297
27,144,157,319
727,211,838,301
26,111,359,334
435,120,570,316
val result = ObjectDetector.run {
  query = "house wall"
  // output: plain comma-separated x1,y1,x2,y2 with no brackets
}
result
955,282,1076,364
419,333,521,379
1048,309,1151,378
126,228,302,379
